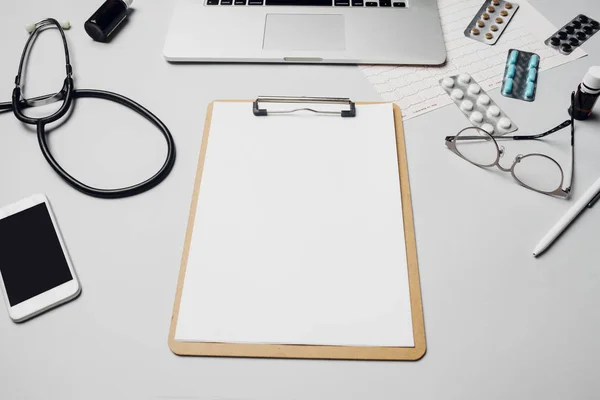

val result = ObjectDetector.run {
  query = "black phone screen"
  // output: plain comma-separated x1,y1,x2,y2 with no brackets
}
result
0,203,73,306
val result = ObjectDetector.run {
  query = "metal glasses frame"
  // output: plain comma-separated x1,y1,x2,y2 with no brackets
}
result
445,93,575,199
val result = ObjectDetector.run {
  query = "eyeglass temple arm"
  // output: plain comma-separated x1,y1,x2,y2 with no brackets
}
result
444,120,572,143
543,92,575,194
567,119,574,195
511,119,572,140
566,92,576,194
512,92,576,141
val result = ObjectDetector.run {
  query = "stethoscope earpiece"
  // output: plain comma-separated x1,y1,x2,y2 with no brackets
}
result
25,20,70,34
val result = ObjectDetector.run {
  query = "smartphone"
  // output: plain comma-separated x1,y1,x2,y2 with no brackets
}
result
0,194,81,322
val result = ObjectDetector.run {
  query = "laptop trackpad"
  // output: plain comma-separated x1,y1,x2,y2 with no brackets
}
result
263,14,346,51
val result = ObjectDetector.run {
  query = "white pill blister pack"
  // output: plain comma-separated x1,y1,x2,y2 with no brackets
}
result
440,73,518,135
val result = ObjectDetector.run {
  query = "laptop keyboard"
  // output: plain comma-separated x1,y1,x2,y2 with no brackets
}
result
207,0,407,6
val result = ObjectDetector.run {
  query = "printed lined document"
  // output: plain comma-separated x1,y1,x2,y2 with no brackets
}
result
361,0,586,120
175,102,415,347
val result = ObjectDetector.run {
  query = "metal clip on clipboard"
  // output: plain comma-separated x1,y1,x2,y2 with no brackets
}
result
253,96,356,117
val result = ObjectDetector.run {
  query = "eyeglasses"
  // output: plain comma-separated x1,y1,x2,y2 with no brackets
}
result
445,98,574,199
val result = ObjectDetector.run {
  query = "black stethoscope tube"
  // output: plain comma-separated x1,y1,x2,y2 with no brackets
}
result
2,18,176,199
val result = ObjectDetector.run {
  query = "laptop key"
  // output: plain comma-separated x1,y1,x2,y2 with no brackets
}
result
334,0,350,5
207,0,219,4
265,0,331,4
235,0,246,4
248,0,263,4
366,1,377,5
351,0,363,5
221,0,233,4
393,1,405,6
379,0,391,6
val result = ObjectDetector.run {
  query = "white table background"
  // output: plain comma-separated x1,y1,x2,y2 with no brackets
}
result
1,0,600,398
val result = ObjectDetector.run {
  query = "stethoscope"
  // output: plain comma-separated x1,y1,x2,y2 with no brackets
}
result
0,18,176,199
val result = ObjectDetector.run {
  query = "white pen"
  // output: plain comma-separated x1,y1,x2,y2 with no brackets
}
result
534,175,600,257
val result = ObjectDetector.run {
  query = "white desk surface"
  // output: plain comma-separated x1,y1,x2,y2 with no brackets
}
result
1,0,600,398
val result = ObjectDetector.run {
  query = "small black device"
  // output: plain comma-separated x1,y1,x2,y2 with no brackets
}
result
85,0,133,42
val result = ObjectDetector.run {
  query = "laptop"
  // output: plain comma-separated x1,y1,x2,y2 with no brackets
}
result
163,0,446,65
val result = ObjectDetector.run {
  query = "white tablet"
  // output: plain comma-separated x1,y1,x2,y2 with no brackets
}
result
0,194,81,322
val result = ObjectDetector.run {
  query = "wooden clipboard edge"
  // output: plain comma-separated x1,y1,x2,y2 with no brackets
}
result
168,101,215,354
168,101,426,361
392,103,427,360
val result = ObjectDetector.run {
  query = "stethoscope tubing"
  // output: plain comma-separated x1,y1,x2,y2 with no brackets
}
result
2,18,176,199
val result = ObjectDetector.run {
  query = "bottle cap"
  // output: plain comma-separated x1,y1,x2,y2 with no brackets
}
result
583,66,600,93
123,0,133,7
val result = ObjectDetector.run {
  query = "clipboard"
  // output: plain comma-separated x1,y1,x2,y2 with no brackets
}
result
169,97,426,361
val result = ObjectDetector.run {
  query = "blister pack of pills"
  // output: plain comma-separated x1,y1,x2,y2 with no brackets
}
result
464,0,519,45
501,49,540,102
440,73,518,135
545,14,600,55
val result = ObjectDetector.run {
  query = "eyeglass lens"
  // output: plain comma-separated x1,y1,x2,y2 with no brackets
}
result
454,128,564,194
512,154,563,193
454,128,498,167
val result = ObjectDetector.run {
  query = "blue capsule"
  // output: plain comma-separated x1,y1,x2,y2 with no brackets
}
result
502,50,540,100
525,81,536,99
502,78,514,95
505,64,516,78
528,54,540,69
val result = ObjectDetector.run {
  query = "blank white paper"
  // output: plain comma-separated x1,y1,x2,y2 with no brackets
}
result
175,102,414,347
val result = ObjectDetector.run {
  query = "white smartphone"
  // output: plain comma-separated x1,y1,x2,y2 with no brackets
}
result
0,194,81,322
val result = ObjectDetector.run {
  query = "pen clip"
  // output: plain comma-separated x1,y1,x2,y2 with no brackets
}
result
588,191,600,208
